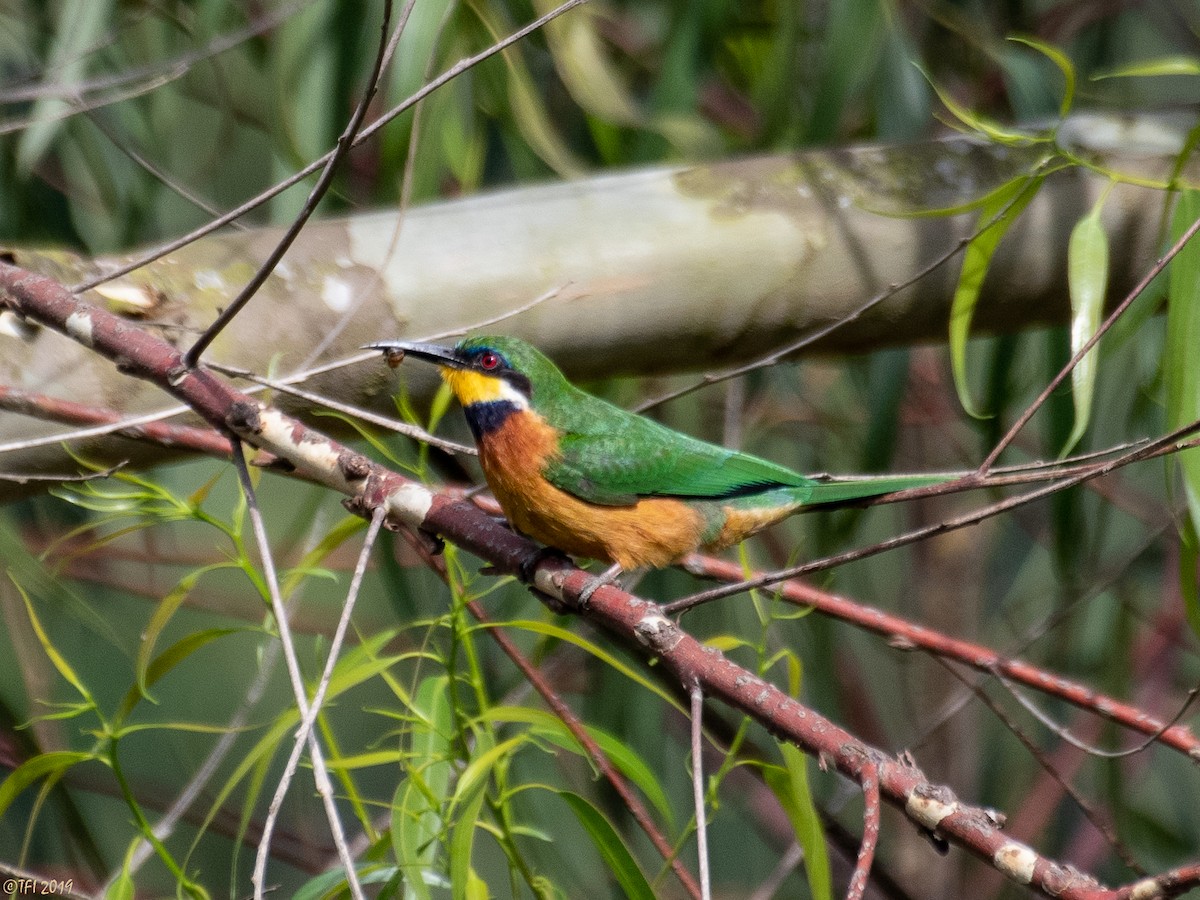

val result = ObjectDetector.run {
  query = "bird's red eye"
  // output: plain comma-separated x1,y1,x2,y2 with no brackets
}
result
478,351,500,370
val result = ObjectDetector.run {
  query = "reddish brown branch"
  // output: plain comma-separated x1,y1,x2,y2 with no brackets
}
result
847,761,881,900
680,554,1200,761
0,384,234,458
4,262,1198,899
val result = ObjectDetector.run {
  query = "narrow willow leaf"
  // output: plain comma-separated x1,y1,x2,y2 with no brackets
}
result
534,0,643,126
558,791,656,900
450,736,525,811
323,749,405,771
1167,190,1200,589
118,628,242,726
1008,36,1076,117
13,576,96,708
282,514,366,596
464,869,490,900
764,745,832,900
136,568,216,701
0,750,95,820
950,175,1045,416
469,3,584,177
294,864,400,900
485,620,680,707
449,771,489,900
393,676,453,900
1093,55,1200,79
1180,523,1200,640
103,871,135,900
1062,198,1110,455
483,706,676,828
920,65,1043,146
16,0,116,173
447,733,520,900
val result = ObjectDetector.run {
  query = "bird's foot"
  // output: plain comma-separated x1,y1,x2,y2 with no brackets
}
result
417,528,444,556
576,563,624,609
517,545,573,584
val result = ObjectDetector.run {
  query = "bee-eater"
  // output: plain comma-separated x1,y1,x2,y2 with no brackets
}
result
368,336,943,586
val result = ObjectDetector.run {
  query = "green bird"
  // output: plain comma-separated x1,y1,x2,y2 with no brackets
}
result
369,335,944,586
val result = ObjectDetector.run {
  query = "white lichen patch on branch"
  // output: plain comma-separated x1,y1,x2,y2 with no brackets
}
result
252,406,346,488
633,612,682,653
0,310,37,341
385,481,433,527
992,842,1038,885
904,789,957,831
65,310,95,347
238,406,434,527
1129,877,1167,900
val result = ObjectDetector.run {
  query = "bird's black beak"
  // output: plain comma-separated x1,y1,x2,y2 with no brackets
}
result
364,340,469,370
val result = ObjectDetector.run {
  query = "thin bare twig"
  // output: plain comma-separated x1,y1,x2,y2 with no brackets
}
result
183,1,399,367
209,361,474,456
299,0,444,369
690,683,712,900
678,555,1200,759
666,417,1200,614
635,160,1057,413
981,210,1200,472
938,659,1145,876
233,442,365,900
0,464,123,484
73,0,590,294
996,674,1200,760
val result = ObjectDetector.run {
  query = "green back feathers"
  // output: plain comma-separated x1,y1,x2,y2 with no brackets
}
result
460,336,816,506
458,335,943,509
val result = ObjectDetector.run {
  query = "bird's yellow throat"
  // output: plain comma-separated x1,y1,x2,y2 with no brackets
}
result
440,367,528,408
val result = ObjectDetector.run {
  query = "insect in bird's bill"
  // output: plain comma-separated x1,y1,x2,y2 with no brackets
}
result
367,335,946,599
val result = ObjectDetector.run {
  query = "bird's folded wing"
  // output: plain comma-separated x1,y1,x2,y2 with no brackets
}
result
544,422,814,506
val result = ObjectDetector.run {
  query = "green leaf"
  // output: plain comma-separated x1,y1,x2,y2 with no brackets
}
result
1167,190,1200,550
135,566,226,702
1093,55,1200,79
11,575,96,709
450,736,525,812
1180,520,1200,641
103,839,143,900
16,0,116,173
1008,36,1076,118
293,864,400,900
103,871,135,900
557,791,656,900
323,749,406,771
392,675,454,900
1062,195,1110,455
764,745,832,900
950,175,1045,416
921,65,1044,146
449,765,489,900
0,750,96,820
282,514,365,596
479,706,675,827
480,620,680,708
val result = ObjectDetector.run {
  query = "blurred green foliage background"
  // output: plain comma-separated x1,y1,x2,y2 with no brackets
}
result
2,1,1200,898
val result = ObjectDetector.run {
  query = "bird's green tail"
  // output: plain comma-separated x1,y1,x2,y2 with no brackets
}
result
803,472,948,507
